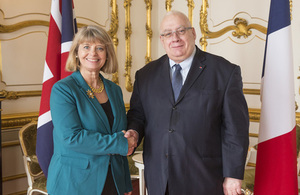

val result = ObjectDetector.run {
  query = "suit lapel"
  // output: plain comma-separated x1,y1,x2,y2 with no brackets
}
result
159,57,175,104
176,47,206,103
71,71,111,133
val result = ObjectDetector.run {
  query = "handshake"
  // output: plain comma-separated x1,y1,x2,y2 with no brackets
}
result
122,129,138,156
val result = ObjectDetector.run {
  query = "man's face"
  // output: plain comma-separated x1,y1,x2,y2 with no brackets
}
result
160,14,196,63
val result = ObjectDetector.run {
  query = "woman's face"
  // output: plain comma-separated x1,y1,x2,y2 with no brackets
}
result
77,40,107,72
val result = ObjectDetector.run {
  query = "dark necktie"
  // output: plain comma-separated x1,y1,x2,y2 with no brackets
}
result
172,64,182,101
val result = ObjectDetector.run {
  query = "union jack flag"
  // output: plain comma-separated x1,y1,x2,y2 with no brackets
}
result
36,0,77,177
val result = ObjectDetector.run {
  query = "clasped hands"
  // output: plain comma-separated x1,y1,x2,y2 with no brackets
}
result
122,129,138,156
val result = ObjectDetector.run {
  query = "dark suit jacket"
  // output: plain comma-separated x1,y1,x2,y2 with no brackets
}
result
127,46,249,195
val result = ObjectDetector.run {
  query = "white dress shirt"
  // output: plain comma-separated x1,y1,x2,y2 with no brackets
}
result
169,47,196,85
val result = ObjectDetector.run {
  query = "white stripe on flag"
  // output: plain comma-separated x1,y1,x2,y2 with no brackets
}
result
51,0,62,33
42,62,54,83
37,110,52,128
259,25,295,143
61,41,73,54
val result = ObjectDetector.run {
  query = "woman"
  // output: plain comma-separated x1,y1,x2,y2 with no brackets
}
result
46,25,134,195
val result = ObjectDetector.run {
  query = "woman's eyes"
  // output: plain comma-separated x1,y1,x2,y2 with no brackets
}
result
96,47,104,51
82,46,104,51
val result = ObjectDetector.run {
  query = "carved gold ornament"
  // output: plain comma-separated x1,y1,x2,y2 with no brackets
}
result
187,0,195,26
165,0,174,12
0,90,41,100
200,0,267,51
109,0,119,84
145,0,153,64
0,20,87,34
124,0,133,92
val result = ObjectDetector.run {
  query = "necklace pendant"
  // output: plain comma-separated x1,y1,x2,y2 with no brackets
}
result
87,89,95,99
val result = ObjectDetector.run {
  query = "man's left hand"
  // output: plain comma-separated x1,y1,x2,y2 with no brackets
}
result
223,177,242,195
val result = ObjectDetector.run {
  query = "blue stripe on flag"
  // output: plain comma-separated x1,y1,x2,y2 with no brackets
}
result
36,121,54,176
267,0,291,35
262,0,291,77
61,0,75,43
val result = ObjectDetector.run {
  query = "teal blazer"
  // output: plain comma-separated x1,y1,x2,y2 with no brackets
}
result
47,71,132,194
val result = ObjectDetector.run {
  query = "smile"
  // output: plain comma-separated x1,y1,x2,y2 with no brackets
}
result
171,44,184,49
86,58,100,62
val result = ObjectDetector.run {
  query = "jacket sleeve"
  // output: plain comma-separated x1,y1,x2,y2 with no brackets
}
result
221,65,249,179
127,70,146,144
50,81,128,156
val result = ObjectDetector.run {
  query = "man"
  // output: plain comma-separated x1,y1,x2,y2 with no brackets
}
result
126,10,249,195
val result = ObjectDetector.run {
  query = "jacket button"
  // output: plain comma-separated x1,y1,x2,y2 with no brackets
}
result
169,129,174,133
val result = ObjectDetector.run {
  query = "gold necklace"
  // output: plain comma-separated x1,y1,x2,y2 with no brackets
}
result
88,79,104,94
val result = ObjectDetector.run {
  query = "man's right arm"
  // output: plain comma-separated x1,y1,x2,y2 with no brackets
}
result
127,71,146,142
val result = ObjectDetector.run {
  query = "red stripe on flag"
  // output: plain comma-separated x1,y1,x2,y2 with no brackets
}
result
39,79,55,115
254,127,298,194
45,17,60,77
61,52,71,78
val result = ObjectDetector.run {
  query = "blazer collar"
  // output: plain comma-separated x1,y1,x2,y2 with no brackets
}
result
71,71,112,133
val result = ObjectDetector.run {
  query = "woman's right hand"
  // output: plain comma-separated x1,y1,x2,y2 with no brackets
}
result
122,130,138,155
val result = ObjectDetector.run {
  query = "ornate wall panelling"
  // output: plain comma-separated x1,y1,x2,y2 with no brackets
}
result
164,0,196,26
123,0,154,92
199,0,296,111
200,0,269,106
199,0,299,169
0,1,50,117
199,0,267,150
0,0,115,114
0,1,51,193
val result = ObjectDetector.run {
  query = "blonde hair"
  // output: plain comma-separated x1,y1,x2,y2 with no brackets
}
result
65,25,118,74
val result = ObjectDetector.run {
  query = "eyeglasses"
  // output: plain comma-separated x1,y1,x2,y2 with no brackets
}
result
160,27,193,38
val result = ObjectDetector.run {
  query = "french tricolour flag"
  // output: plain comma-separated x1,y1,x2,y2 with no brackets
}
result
254,0,298,194
36,0,77,177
